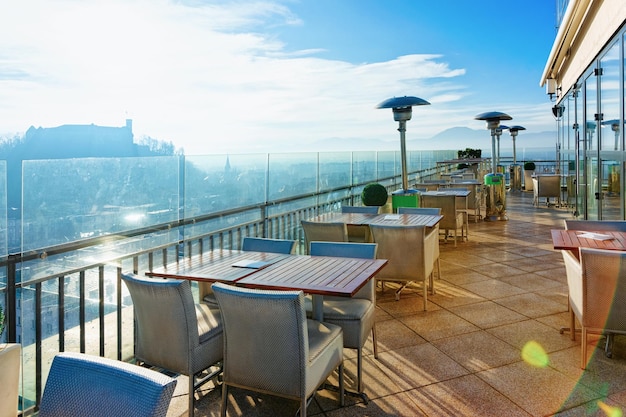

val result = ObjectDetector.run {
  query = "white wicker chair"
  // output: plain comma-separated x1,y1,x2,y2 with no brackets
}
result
212,282,344,417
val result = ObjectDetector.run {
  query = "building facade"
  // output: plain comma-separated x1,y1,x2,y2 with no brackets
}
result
541,0,626,219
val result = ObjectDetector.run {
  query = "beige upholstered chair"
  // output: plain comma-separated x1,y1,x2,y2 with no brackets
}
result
341,205,378,243
561,248,626,368
449,184,482,222
200,237,295,305
39,352,177,417
0,343,20,417
533,175,561,206
301,220,348,253
564,219,626,232
212,282,344,417
308,241,377,397
397,207,442,280
420,194,467,246
370,224,437,310
121,273,223,417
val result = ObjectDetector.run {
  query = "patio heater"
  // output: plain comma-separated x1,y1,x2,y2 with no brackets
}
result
377,96,430,210
475,111,512,221
495,125,508,169
602,119,621,195
602,119,620,150
508,125,526,191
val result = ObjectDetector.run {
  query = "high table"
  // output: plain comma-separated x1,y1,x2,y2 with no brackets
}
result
147,249,388,321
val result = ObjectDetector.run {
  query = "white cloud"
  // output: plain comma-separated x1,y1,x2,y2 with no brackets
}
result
0,0,528,155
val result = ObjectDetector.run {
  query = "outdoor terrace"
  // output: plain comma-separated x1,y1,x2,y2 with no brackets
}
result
166,191,626,417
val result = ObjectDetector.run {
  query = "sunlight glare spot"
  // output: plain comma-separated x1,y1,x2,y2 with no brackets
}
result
598,400,623,417
521,341,549,368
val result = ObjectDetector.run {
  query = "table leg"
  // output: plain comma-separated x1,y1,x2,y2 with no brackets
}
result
312,294,323,322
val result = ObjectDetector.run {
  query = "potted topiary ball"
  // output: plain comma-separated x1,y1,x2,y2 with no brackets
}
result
361,183,388,207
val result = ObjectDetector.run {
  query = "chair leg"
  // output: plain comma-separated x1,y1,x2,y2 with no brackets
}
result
581,328,587,369
301,397,307,417
422,277,427,311
372,326,378,360
338,363,345,407
436,258,441,280
605,334,614,358
189,374,195,417
220,384,228,417
357,349,363,394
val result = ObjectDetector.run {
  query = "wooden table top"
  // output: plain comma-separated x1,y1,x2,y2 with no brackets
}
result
307,212,443,228
237,255,388,297
551,229,626,252
147,249,387,298
420,190,471,197
147,250,289,282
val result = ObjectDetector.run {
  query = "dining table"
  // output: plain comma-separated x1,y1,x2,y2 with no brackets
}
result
551,229,626,258
146,249,388,321
307,212,443,228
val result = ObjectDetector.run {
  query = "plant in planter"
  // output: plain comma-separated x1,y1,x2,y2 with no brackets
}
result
457,148,482,170
524,161,536,171
361,183,388,207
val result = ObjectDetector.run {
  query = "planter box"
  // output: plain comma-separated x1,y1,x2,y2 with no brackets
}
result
0,343,21,417
524,170,534,191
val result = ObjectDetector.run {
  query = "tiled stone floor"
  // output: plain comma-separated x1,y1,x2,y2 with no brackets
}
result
167,191,626,417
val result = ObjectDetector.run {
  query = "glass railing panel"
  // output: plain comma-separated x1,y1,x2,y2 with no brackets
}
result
318,152,351,192
183,154,268,242
352,151,378,185
377,151,398,180
21,157,180,282
268,153,318,201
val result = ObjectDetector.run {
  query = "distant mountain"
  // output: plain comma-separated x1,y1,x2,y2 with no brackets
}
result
305,126,557,153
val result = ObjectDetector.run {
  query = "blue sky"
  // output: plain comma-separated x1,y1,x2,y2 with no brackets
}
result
0,0,558,154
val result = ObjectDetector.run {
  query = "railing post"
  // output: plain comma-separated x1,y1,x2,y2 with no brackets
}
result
6,254,19,343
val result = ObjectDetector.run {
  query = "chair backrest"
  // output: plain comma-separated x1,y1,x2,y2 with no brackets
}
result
309,242,377,300
369,224,434,282
301,220,348,254
446,186,477,210
341,205,379,214
579,248,626,331
39,352,176,417
121,273,200,374
242,237,296,253
397,207,441,215
0,343,20,417
211,283,308,398
536,175,561,198
419,194,461,229
564,219,626,232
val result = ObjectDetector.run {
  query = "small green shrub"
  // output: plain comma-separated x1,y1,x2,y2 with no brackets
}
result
361,183,388,206
524,161,536,170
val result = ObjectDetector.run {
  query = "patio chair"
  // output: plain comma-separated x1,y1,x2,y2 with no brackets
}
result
370,224,437,310
419,194,467,246
301,220,348,254
212,282,344,417
308,241,378,397
121,273,223,417
449,184,482,222
200,237,296,305
397,207,442,279
561,247,626,368
0,343,20,417
533,175,562,206
39,352,177,417
341,205,378,243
